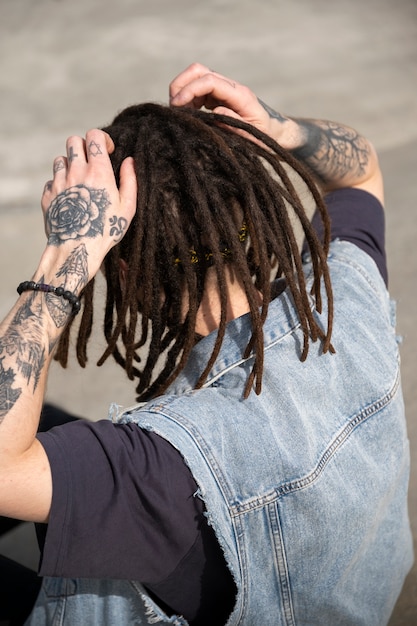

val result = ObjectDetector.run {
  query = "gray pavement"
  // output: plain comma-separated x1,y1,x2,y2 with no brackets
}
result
0,0,416,623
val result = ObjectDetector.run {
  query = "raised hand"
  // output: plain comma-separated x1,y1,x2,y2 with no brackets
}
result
41,130,136,284
170,63,382,200
169,62,289,142
34,130,137,329
0,130,136,514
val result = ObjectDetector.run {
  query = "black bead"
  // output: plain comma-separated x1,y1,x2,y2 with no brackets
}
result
17,281,81,315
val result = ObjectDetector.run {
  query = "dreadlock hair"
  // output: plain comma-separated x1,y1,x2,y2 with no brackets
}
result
54,103,334,401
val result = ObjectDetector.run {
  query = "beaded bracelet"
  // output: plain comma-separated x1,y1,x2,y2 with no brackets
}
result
17,281,81,315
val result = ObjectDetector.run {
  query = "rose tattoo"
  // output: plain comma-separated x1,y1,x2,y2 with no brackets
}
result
46,184,110,245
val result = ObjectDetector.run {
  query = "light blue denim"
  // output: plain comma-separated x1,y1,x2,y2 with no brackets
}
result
27,241,413,625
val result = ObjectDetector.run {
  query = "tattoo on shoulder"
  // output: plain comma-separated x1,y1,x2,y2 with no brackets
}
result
46,184,110,245
258,98,288,123
293,120,369,182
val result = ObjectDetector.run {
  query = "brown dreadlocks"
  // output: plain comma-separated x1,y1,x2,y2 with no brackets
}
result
54,104,334,400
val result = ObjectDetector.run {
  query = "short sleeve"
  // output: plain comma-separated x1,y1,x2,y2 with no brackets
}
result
305,188,387,285
36,419,203,584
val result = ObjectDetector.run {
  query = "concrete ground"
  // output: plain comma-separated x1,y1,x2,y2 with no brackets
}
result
0,0,416,623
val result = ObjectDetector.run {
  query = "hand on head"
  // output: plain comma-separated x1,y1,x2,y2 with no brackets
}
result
169,62,288,143
41,129,137,281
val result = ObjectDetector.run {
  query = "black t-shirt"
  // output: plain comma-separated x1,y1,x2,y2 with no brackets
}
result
37,188,386,625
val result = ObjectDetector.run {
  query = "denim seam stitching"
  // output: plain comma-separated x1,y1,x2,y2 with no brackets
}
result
200,318,306,390
231,368,400,515
268,501,296,626
232,514,249,625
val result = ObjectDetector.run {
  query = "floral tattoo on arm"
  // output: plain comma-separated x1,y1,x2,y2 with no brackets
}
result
0,166,130,420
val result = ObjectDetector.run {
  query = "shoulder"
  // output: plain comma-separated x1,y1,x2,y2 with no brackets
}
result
308,188,388,285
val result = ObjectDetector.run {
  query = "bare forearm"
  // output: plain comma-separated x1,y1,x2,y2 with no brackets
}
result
0,130,136,522
259,100,380,192
289,118,377,190
0,131,135,460
169,65,381,197
0,254,85,454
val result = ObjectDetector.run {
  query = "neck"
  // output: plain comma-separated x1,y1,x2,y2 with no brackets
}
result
194,266,262,336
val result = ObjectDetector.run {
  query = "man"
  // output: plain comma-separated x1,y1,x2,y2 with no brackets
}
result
0,63,412,625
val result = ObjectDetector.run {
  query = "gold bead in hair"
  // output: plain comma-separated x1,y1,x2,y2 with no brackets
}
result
174,222,248,266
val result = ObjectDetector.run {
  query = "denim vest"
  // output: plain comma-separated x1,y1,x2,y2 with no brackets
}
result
27,241,413,625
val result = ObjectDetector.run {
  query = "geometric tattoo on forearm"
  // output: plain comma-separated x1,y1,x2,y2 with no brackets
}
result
45,244,89,327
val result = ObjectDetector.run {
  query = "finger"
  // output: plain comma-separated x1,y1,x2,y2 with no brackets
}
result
85,129,115,162
52,156,68,177
106,157,137,248
212,106,242,120
170,62,239,106
103,131,115,155
43,180,53,194
170,72,242,111
84,130,119,193
41,180,54,212
66,136,87,167
169,64,234,94
170,72,257,124
41,156,67,211
118,157,137,224
169,62,211,99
